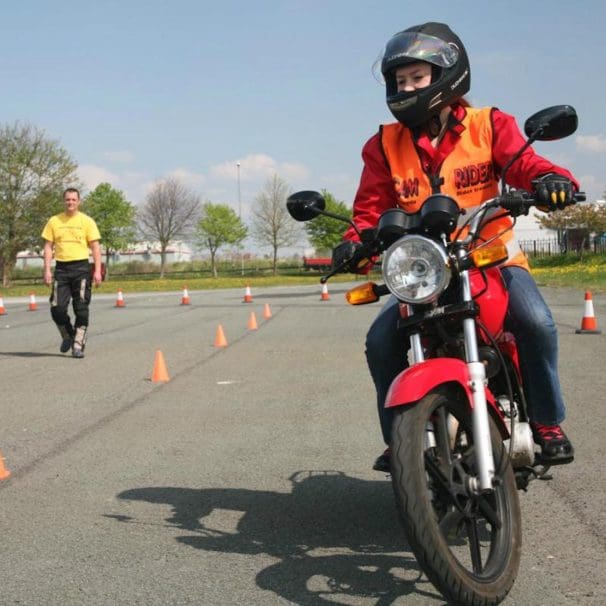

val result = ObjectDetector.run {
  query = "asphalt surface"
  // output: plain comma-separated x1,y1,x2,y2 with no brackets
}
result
0,283,604,605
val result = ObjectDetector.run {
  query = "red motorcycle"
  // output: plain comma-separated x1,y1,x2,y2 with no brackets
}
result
286,105,584,605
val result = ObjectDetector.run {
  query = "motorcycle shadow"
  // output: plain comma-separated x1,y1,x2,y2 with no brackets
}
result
114,470,443,605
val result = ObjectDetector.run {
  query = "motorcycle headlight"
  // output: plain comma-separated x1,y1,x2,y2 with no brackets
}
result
382,235,451,304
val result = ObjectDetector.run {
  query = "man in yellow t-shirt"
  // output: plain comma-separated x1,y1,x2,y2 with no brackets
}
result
42,188,102,358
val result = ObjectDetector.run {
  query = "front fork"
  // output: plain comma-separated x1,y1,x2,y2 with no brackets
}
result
406,268,495,493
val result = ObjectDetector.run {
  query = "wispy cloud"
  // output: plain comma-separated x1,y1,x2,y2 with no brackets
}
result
78,164,155,204
576,174,605,202
166,168,206,189
316,172,358,201
78,152,314,212
78,164,120,192
576,135,606,153
210,153,310,182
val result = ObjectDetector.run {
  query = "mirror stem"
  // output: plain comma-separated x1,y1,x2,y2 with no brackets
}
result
317,209,362,239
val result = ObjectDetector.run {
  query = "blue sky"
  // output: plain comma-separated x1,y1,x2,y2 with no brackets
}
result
2,0,605,229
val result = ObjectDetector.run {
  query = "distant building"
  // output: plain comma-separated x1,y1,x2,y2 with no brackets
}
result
14,250,44,270
514,211,556,242
15,241,193,269
109,241,193,264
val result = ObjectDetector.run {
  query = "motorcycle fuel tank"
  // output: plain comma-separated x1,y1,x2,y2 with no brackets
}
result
471,267,509,339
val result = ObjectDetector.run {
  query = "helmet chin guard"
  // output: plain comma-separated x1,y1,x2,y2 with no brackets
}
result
378,22,470,128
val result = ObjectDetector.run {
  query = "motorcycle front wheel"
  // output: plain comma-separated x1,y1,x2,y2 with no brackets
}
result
391,387,521,606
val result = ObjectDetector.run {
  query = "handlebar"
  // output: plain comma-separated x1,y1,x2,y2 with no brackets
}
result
498,189,585,215
322,188,586,284
464,189,585,244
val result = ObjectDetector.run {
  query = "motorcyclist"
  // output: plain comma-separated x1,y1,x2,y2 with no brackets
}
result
333,22,578,472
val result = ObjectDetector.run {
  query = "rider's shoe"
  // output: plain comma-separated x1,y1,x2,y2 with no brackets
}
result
58,325,73,353
372,447,391,472
71,326,87,359
531,422,574,465
60,336,73,353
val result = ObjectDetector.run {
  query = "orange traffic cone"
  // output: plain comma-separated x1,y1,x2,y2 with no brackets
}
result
115,289,125,308
263,303,272,319
0,449,11,480
214,324,228,347
243,285,253,303
151,350,170,382
247,311,258,330
0,296,6,315
575,291,601,334
320,283,330,301
27,292,37,311
181,285,191,305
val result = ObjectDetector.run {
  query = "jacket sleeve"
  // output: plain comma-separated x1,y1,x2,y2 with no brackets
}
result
491,108,579,191
343,132,399,242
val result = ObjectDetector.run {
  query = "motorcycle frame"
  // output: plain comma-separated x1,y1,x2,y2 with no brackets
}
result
384,264,507,493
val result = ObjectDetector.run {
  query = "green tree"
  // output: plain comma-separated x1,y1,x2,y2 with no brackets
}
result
0,122,78,286
251,174,302,274
305,189,352,254
195,202,247,277
537,203,606,252
81,183,137,277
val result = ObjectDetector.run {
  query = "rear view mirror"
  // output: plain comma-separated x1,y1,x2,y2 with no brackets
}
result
524,105,578,141
286,190,326,221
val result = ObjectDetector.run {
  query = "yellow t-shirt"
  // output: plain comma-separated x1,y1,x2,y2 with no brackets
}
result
41,212,101,262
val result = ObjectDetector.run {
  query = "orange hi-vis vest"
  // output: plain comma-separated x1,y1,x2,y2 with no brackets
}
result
380,106,529,269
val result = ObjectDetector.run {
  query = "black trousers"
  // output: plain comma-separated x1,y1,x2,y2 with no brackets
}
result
49,260,92,329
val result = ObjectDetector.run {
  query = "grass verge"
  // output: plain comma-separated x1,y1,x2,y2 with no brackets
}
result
530,253,606,292
0,272,361,298
2,254,604,297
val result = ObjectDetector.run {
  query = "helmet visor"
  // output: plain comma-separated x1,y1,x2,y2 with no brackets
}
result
374,31,460,83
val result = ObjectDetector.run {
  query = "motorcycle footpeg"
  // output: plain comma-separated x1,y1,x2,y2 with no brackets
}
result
534,451,574,467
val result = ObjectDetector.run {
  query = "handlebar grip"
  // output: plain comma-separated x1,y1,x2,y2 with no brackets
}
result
574,191,586,203
499,191,533,213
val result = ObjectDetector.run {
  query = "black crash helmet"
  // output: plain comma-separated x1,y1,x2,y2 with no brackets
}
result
376,22,470,128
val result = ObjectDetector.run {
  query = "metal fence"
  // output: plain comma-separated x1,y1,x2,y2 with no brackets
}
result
519,237,606,258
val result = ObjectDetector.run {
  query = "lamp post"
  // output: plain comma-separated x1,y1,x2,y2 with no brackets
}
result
236,162,241,218
236,162,244,275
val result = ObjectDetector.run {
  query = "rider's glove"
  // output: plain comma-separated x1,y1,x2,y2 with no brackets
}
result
331,240,371,274
532,173,576,211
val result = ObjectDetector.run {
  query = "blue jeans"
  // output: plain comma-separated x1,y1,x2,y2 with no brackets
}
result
366,266,566,445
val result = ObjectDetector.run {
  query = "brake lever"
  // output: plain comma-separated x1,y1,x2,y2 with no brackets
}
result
320,244,375,284
320,265,342,284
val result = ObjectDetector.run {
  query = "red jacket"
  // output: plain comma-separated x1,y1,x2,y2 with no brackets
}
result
344,104,578,242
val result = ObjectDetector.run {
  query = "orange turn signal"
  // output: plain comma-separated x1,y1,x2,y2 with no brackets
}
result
345,282,380,305
470,244,509,269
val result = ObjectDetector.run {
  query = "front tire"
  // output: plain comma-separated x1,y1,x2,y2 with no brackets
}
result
391,387,521,606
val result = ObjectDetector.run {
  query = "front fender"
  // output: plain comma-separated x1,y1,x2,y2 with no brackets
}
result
386,358,508,437
385,357,497,407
